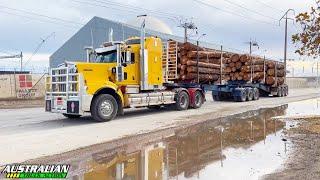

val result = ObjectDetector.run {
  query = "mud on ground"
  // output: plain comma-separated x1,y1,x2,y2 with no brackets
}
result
264,115,320,180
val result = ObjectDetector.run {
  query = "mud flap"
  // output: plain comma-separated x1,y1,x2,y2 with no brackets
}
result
67,101,79,114
45,100,51,112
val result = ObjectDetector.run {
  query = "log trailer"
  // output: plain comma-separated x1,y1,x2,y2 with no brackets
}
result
210,60,289,102
45,22,205,122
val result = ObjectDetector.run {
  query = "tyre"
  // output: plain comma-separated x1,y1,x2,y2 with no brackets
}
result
282,87,288,96
62,114,81,119
246,88,253,101
193,91,203,109
284,87,289,96
175,91,189,111
253,88,260,100
234,89,246,102
213,95,221,101
91,94,118,122
277,88,283,97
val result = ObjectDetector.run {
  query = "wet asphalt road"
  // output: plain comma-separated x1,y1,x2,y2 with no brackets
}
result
0,88,319,165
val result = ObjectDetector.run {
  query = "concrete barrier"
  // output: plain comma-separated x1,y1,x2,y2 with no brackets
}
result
286,77,318,89
0,74,46,99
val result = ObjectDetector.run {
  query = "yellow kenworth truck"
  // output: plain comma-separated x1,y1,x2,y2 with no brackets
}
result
45,25,205,122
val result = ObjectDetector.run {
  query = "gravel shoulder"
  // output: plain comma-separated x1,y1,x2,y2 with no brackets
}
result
264,115,320,180
0,88,319,165
0,98,44,109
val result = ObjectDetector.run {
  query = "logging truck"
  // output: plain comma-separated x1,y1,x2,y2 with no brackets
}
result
45,22,205,122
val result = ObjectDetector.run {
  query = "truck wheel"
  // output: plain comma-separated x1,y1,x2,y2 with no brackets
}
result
284,87,288,96
234,89,246,102
213,95,221,101
282,87,287,97
62,114,81,119
253,88,259,100
91,94,118,122
246,88,254,101
193,91,203,109
277,88,283,97
175,91,189,111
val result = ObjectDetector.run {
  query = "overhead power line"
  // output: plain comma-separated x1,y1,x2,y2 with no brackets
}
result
70,0,182,22
222,0,278,21
90,0,182,19
193,0,278,26
0,9,82,29
0,50,14,55
0,5,84,26
255,0,284,14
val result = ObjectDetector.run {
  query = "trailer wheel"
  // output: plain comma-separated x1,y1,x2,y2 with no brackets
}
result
62,114,81,119
284,87,288,96
234,89,246,102
281,87,287,97
175,91,189,111
246,88,254,101
277,88,283,97
193,91,203,109
253,88,259,100
213,95,221,101
91,94,118,122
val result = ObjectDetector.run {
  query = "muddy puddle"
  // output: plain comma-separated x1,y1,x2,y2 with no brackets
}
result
35,98,320,180
65,106,290,180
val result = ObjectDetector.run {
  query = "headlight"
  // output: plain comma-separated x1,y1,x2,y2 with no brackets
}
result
68,64,77,73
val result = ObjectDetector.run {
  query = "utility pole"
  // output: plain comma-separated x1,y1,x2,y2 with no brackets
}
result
250,41,252,83
20,51,23,71
280,9,295,83
179,19,197,43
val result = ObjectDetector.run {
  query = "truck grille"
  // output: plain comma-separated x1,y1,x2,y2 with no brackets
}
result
45,66,80,98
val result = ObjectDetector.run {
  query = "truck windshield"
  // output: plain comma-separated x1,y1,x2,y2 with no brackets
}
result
96,50,117,63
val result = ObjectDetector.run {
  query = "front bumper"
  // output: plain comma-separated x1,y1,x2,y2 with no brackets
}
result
45,97,81,115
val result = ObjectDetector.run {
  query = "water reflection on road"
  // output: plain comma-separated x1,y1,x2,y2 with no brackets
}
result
68,105,291,180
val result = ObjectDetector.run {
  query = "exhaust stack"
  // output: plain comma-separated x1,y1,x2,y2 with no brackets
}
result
140,18,149,90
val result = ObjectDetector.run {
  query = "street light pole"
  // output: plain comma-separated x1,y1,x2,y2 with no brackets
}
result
247,39,259,83
280,9,295,84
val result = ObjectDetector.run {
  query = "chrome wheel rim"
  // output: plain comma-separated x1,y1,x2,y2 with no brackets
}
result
195,94,201,106
99,100,113,117
180,95,187,107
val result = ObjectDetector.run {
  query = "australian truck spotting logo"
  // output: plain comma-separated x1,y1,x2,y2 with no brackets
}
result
1,164,70,179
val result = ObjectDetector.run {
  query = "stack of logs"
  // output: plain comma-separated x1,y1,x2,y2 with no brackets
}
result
178,42,223,83
223,54,285,85
177,42,285,86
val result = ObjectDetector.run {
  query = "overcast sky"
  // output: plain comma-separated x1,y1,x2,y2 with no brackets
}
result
0,0,316,72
